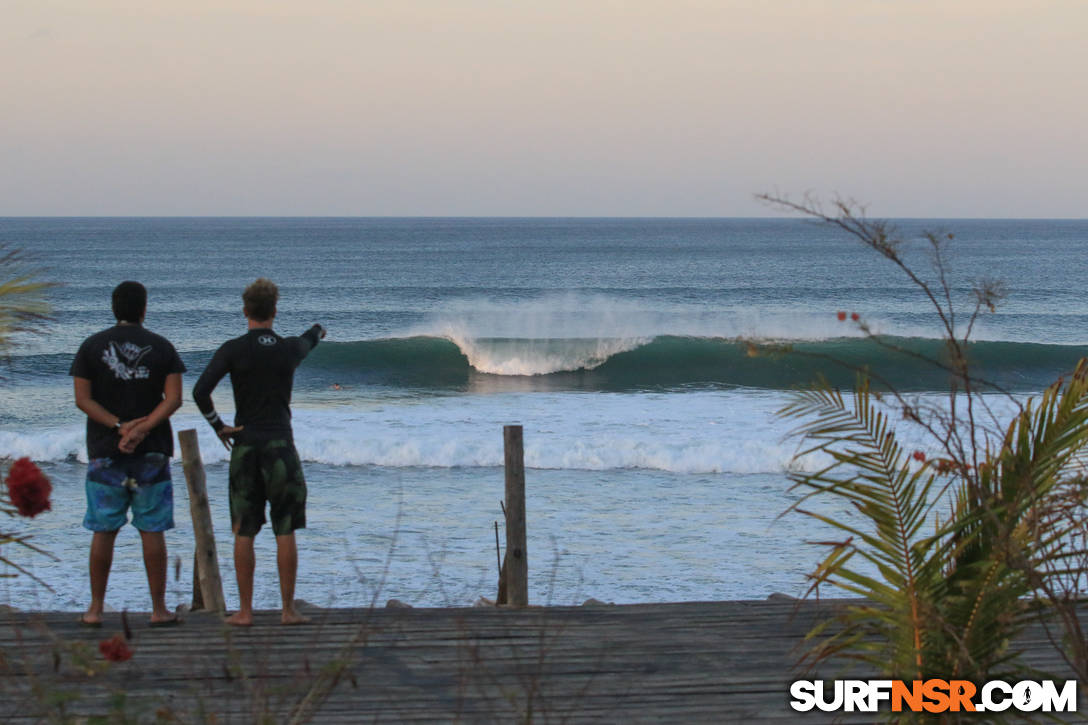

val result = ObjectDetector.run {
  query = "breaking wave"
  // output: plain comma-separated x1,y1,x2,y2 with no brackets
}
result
297,335,1087,392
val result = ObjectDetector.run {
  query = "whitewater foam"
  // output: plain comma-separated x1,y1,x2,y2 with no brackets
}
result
441,332,651,375
0,384,1033,476
1,391,814,475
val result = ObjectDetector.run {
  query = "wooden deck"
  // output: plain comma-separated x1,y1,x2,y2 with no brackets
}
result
0,599,1081,723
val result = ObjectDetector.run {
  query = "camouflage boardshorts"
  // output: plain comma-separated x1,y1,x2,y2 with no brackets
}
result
228,439,307,537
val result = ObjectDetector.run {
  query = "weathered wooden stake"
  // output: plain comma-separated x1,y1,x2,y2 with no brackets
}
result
191,553,204,611
495,519,508,605
503,424,528,607
178,429,226,613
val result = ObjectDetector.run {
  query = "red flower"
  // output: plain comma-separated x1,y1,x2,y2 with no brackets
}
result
850,312,860,322
836,311,847,321
4,457,52,518
912,450,926,463
99,634,133,662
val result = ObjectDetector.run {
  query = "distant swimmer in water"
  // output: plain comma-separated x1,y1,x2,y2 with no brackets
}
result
331,383,342,390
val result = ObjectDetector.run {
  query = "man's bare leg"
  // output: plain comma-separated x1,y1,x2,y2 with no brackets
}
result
276,533,309,625
139,530,175,623
226,533,255,626
85,530,119,624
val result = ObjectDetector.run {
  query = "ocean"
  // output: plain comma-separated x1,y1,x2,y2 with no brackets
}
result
1,217,1085,612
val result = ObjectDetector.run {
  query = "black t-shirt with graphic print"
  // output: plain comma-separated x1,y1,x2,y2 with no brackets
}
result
192,326,322,444
69,324,186,459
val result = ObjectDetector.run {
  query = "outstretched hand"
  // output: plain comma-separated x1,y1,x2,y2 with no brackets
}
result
217,425,244,451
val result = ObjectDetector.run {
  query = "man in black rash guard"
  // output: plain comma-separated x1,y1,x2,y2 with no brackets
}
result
192,278,325,626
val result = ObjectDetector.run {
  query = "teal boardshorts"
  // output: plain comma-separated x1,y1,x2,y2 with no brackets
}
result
83,453,174,533
229,439,307,537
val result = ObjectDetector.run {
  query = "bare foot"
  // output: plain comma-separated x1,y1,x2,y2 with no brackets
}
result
281,609,310,626
225,611,253,627
150,608,176,625
79,611,103,627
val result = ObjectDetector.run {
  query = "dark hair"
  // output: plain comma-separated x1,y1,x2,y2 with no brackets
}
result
112,281,147,323
243,278,278,322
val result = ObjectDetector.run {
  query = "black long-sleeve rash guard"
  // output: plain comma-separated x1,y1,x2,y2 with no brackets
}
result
193,325,323,443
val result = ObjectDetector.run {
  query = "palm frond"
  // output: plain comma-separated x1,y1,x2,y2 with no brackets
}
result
0,246,55,356
783,375,939,678
763,193,1088,717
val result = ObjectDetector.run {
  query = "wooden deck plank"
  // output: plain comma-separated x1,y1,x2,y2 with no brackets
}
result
0,600,1082,723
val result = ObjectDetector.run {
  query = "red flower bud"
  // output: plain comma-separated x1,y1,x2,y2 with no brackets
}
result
99,634,133,662
912,450,926,463
850,312,859,322
4,457,52,518
837,311,847,321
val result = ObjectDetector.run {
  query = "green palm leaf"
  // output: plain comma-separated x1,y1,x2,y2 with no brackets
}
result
786,360,1088,711
784,375,938,679
0,246,54,357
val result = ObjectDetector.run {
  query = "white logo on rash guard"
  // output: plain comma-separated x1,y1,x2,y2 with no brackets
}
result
102,341,153,380
258,335,277,346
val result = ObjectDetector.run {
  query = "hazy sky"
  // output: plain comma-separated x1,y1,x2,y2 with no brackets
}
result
3,1,1085,216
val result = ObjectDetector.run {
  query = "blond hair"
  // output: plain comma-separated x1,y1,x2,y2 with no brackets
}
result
243,278,278,322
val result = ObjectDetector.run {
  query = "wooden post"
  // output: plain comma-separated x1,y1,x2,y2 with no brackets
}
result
503,425,528,607
494,520,507,605
178,429,226,613
191,552,204,611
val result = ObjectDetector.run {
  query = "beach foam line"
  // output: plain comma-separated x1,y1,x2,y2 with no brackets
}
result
0,422,815,475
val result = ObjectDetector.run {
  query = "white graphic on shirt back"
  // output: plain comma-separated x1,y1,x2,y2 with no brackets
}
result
258,335,277,346
102,341,153,380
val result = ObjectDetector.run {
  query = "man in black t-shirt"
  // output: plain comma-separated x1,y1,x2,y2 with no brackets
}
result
70,281,185,627
193,277,324,626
